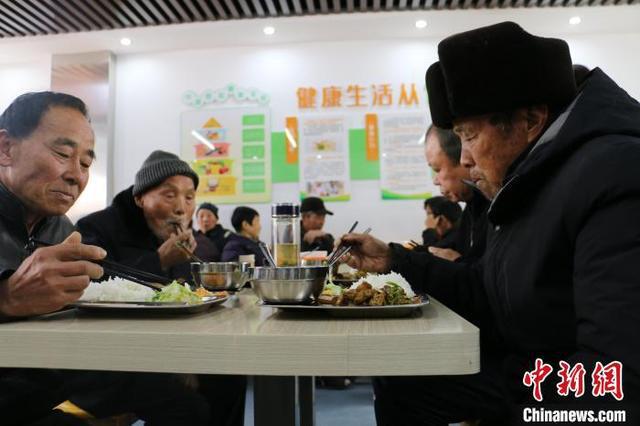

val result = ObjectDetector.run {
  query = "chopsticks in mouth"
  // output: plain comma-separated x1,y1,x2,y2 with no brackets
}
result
167,220,205,263
28,238,169,291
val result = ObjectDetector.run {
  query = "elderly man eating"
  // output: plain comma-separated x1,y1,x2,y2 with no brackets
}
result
77,150,246,426
343,22,640,425
0,92,208,425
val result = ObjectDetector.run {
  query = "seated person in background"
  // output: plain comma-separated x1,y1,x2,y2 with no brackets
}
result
77,150,244,426
300,196,335,252
0,92,208,425
425,124,489,263
421,196,461,248
221,206,266,266
196,202,231,255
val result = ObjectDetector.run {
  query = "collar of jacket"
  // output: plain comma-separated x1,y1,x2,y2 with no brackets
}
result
0,180,52,240
487,68,640,225
229,232,258,246
111,186,162,246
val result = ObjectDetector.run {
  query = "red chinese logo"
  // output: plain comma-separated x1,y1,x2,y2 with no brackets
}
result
557,361,586,398
524,359,624,402
523,358,554,402
592,361,624,401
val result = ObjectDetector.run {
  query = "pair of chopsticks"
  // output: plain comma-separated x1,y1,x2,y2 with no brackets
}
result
327,222,371,267
258,242,277,267
167,220,205,263
29,238,169,291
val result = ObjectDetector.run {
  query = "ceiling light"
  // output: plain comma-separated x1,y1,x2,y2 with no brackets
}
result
263,26,275,36
569,16,581,26
415,20,427,29
120,37,132,46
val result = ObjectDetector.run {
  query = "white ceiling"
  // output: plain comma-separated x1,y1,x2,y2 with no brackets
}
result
0,6,639,64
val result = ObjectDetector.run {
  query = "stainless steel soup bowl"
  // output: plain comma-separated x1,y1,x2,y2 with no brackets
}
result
191,262,251,291
250,266,328,304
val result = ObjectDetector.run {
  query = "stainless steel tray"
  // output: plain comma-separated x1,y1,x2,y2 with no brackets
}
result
257,297,429,318
72,296,229,315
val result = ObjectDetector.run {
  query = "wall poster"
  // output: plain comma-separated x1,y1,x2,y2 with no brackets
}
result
181,107,271,203
378,113,432,200
298,115,351,201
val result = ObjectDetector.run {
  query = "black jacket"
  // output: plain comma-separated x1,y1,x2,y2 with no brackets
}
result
301,224,335,253
76,186,218,281
391,69,640,408
453,188,489,263
0,182,74,280
196,224,231,256
421,227,458,249
220,233,266,266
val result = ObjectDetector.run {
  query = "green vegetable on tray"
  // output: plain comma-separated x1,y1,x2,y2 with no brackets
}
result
152,281,201,304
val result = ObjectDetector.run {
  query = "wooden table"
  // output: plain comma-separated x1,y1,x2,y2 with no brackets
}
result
0,290,479,425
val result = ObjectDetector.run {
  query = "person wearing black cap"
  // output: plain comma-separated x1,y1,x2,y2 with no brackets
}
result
196,202,232,255
342,21,640,424
77,150,246,426
300,197,335,253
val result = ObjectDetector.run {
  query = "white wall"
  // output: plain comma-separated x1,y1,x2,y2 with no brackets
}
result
112,31,640,244
0,59,51,111
113,40,438,243
2,9,640,244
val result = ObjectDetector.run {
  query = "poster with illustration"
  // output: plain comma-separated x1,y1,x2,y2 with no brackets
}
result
298,116,350,201
378,113,432,200
181,107,271,203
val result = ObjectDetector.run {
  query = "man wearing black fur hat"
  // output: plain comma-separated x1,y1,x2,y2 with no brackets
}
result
342,22,640,424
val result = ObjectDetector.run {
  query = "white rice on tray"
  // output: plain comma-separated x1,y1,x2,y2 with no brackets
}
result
80,277,156,302
350,271,415,298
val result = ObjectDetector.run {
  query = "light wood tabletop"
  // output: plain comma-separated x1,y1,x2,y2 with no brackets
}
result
0,290,479,377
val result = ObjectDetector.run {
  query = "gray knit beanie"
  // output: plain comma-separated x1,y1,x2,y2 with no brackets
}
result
133,150,199,196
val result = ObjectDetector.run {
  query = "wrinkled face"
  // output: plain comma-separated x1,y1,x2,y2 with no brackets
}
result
0,106,95,217
243,215,261,240
302,212,326,231
425,132,472,203
135,175,196,241
197,209,218,233
454,114,529,199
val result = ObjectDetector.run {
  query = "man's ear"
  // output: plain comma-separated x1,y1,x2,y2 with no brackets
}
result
0,130,14,167
134,195,144,209
526,105,549,143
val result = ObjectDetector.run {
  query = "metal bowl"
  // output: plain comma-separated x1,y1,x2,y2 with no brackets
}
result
191,262,251,291
250,266,328,304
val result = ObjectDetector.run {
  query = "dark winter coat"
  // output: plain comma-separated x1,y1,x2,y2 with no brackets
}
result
196,224,232,255
221,233,266,266
452,188,489,263
76,186,218,281
391,69,640,410
301,224,335,253
0,182,74,280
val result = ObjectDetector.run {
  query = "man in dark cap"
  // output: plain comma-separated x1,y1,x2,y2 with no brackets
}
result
196,202,232,255
77,150,245,426
0,93,209,424
300,196,335,253
343,21,640,424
